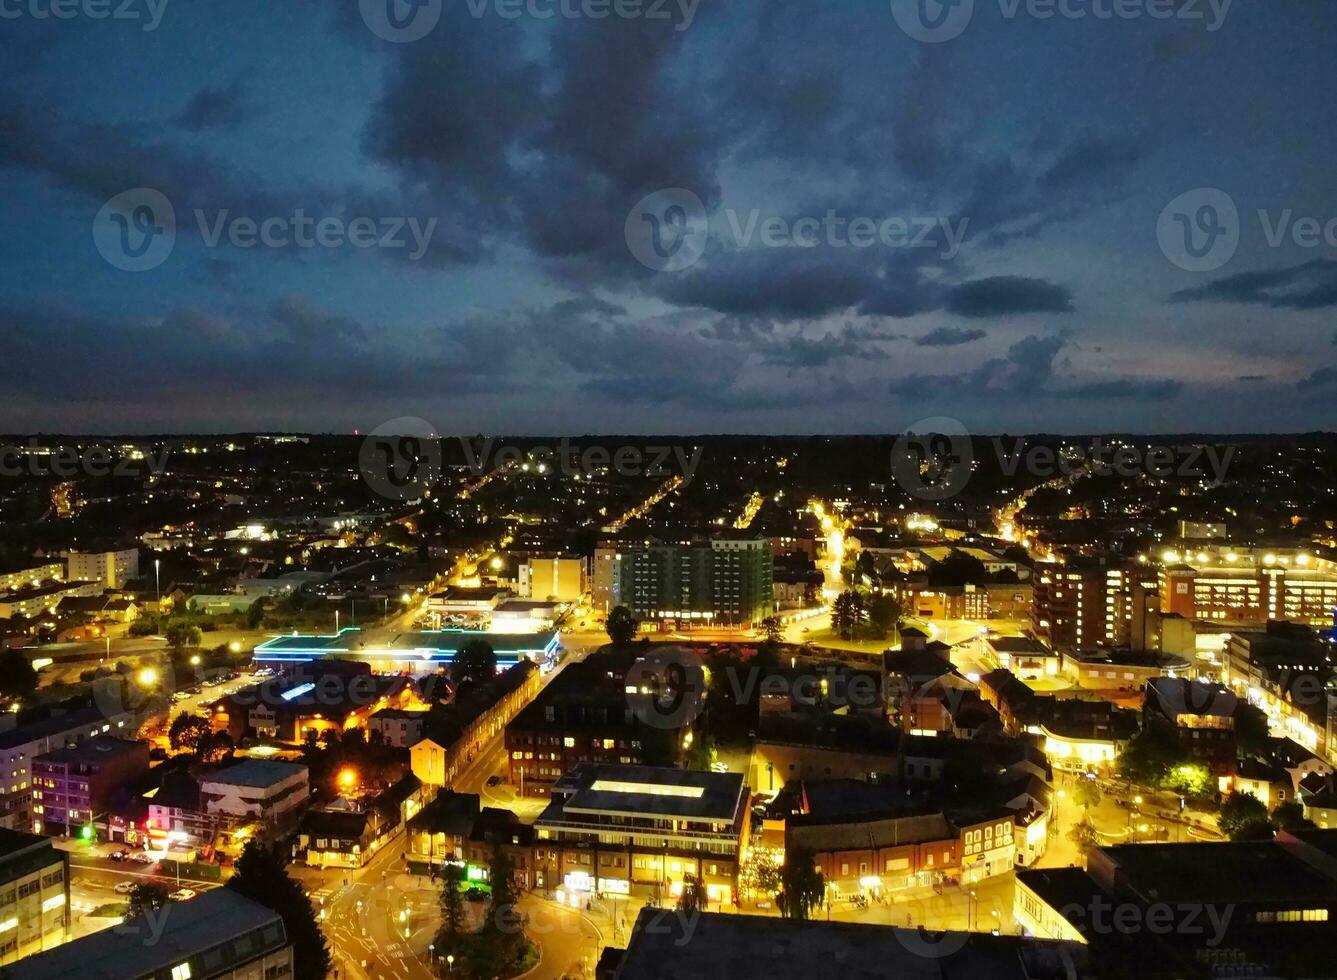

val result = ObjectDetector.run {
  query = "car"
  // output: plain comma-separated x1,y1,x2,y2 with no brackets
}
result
485,775,504,787
109,850,126,862
709,762,728,773
114,881,136,895
129,852,155,864
169,888,196,902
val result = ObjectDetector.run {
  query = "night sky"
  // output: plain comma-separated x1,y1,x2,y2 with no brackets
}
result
3,0,1337,435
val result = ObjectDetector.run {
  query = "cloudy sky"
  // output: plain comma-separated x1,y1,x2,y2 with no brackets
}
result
3,0,1337,434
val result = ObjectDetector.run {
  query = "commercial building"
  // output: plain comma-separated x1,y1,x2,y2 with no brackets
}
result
199,759,309,828
423,586,509,627
213,660,417,742
294,775,422,869
0,828,69,966
405,790,481,872
518,556,586,602
594,538,773,629
1222,622,1335,756
64,549,139,591
252,626,559,669
984,635,1058,681
609,909,1086,980
1059,647,1192,692
1015,832,1337,978
31,737,150,837
490,598,562,633
1158,545,1337,626
5,888,291,980
532,764,750,907
0,706,138,831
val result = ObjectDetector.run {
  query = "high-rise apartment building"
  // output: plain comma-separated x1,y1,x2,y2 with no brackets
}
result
0,828,69,966
597,538,772,628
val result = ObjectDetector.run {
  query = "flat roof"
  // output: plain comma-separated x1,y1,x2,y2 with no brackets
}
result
617,909,1081,980
10,888,285,980
1103,839,1337,904
549,765,746,823
254,627,558,664
34,736,145,765
201,759,307,788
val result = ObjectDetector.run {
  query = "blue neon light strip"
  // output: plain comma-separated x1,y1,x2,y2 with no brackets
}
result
280,682,316,701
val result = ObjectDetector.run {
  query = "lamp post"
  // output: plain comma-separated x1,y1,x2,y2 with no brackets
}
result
154,559,161,609
447,953,455,974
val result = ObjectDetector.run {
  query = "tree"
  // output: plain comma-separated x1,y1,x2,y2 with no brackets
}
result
1069,816,1100,857
759,616,783,644
228,841,331,980
197,729,235,764
126,881,171,919
606,605,638,647
164,621,202,652
776,846,825,920
677,874,705,915
0,650,38,703
1074,779,1102,812
1271,801,1316,831
439,864,465,938
453,639,497,690
246,597,267,630
683,733,718,772
486,846,518,920
831,590,864,641
1117,725,1183,786
168,712,210,754
739,850,782,901
865,593,903,642
1219,792,1271,841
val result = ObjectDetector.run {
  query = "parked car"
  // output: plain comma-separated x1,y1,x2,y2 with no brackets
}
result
109,850,126,862
129,852,155,865
485,775,503,787
114,881,136,895
464,888,488,903
169,888,196,902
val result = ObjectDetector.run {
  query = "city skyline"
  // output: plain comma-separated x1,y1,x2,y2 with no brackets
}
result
3,1,1337,434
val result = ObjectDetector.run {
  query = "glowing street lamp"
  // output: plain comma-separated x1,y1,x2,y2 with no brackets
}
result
338,768,359,794
137,667,159,686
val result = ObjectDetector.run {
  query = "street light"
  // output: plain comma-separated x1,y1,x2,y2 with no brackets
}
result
137,667,158,686
447,954,455,973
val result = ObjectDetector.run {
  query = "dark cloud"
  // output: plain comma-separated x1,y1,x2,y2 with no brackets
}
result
891,333,1180,402
1040,134,1146,191
1170,260,1337,310
913,326,986,347
175,81,256,132
1298,367,1337,390
945,277,1074,318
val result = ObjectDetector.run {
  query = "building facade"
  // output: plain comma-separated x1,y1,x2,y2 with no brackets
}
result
31,738,149,837
0,829,69,967
600,538,773,629
65,549,139,592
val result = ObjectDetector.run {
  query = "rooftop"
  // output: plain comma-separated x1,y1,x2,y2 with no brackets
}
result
1101,837,1337,904
201,759,307,788
34,736,146,766
615,910,1084,980
5,888,286,980
545,764,747,824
